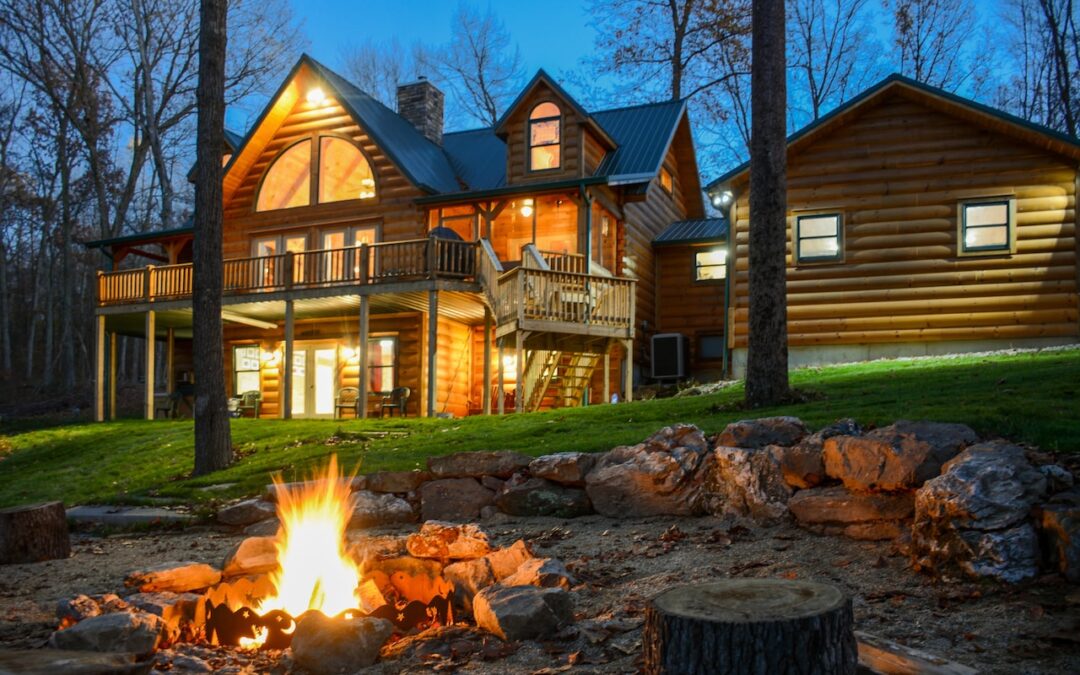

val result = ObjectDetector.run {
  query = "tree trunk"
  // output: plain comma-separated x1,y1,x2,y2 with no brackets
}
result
192,0,232,475
0,502,71,564
0,242,11,373
642,579,857,675
745,0,790,407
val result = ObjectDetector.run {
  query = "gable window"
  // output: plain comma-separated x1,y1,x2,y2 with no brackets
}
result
694,248,727,281
659,167,673,195
256,135,377,212
319,136,376,203
233,345,261,395
796,213,842,263
960,199,1012,254
529,102,561,171
257,139,311,211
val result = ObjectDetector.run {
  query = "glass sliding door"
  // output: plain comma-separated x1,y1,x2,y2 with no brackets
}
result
291,349,307,417
289,345,338,418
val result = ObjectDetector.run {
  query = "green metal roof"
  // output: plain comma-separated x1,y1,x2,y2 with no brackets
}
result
654,218,729,246
83,225,194,250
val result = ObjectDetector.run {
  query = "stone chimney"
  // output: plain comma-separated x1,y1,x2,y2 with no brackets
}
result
396,77,444,145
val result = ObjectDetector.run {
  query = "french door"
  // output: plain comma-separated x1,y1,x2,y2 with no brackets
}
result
290,345,338,418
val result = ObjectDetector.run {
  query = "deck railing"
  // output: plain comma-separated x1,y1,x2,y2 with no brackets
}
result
495,266,635,331
97,238,478,306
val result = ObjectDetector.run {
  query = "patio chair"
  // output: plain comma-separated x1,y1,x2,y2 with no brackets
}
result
228,390,261,418
335,386,360,419
154,391,180,419
379,387,410,417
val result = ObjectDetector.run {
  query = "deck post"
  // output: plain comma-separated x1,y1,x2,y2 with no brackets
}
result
515,331,524,414
358,294,370,419
166,328,175,394
283,299,294,419
621,339,633,403
427,290,438,417
144,311,156,420
482,308,492,415
109,332,117,420
95,315,106,422
496,337,505,415
604,340,611,404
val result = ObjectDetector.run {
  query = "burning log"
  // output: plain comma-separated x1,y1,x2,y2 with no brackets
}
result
0,501,70,564
642,579,857,674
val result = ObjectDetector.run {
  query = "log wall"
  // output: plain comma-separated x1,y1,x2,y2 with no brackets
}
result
435,315,472,418
501,81,585,184
655,244,726,370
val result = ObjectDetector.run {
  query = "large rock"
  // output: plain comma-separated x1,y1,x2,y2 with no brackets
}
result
124,562,221,593
428,451,532,479
126,592,203,641
56,595,103,626
406,521,491,560
216,499,276,527
419,478,494,522
48,611,164,655
824,421,977,492
777,419,861,489
473,585,573,641
348,490,415,529
495,477,592,518
442,558,496,614
364,470,431,493
485,540,534,580
703,446,792,521
715,416,809,449
912,441,1047,582
500,558,576,591
585,424,710,517
221,537,277,577
290,613,393,675
529,453,597,486
788,485,914,540
1039,490,1080,583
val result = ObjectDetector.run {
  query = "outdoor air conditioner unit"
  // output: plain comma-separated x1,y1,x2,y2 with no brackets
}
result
651,333,689,380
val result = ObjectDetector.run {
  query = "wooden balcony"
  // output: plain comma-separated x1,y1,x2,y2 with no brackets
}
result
96,238,477,306
493,267,636,340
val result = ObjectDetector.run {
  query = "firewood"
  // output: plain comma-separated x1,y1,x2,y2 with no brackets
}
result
856,631,978,675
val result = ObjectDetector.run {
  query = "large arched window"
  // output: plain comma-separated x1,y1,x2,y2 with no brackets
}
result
529,102,561,171
256,139,311,211
319,136,377,203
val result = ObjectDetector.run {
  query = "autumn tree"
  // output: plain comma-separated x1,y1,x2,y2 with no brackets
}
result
745,0,790,407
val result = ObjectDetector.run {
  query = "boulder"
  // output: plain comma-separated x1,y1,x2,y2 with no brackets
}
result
48,611,164,655
125,592,203,640
529,452,597,486
472,585,573,641
500,558,576,591
428,451,532,479
715,416,808,449
291,613,393,675
346,533,408,563
824,421,977,492
221,537,277,577
484,540,534,581
1040,464,1075,494
124,562,221,594
1039,493,1080,583
775,419,860,489
243,518,279,537
216,499,276,527
364,470,431,494
419,478,494,522
494,477,592,518
703,446,792,521
788,485,914,541
585,424,710,517
406,521,491,560
912,441,1048,582
442,558,496,614
56,595,102,626
0,650,154,675
348,490,415,529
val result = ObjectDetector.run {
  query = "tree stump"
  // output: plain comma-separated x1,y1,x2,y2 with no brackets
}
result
642,579,856,675
0,502,71,564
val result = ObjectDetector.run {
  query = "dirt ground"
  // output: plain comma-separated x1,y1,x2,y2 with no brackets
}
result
1,515,1078,674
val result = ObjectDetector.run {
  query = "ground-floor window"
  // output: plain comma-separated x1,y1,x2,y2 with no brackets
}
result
694,248,727,281
233,345,261,394
368,336,397,393
698,334,725,361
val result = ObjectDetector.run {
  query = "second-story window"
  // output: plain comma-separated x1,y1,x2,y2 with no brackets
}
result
659,167,673,195
257,139,311,211
529,102,561,171
256,135,377,212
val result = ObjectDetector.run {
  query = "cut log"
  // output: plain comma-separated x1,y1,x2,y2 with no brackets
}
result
856,631,978,675
642,579,857,675
0,501,71,564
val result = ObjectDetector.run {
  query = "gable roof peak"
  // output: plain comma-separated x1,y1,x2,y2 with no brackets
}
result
493,69,616,148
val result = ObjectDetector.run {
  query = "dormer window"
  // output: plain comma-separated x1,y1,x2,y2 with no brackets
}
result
256,135,376,212
529,102,561,171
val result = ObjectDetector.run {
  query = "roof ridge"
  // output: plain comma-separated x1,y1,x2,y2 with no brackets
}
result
590,98,686,116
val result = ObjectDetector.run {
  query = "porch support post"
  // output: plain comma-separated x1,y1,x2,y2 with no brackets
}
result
283,299,294,419
358,294,370,419
621,339,633,403
427,290,438,418
482,308,493,415
144,311,156,420
603,340,611,404
496,337,505,415
95,315,106,422
166,328,175,394
514,331,524,414
109,332,117,420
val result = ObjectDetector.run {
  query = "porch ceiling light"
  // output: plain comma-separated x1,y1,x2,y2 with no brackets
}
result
306,87,327,105
520,198,534,218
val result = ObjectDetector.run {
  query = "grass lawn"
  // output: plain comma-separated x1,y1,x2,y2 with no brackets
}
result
1,348,1077,509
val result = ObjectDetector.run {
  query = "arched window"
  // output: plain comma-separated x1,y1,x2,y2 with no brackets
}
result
256,139,311,211
529,102,561,171
319,136,377,203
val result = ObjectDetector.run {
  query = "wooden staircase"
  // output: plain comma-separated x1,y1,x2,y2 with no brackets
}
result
523,350,603,412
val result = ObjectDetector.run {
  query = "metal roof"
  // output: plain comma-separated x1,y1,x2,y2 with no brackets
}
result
83,225,194,250
223,129,244,152
653,218,728,246
443,128,507,191
593,100,687,183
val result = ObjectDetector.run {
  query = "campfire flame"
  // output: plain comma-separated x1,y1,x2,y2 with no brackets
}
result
243,456,361,647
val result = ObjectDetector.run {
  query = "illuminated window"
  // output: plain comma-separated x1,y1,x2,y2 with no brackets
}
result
659,167,673,194
960,200,1011,254
529,102,561,171
233,345,261,395
694,248,727,281
256,140,311,211
368,337,397,394
319,136,376,203
796,213,842,263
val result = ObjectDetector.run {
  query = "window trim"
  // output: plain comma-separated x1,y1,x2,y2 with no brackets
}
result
693,246,727,283
254,132,379,213
794,212,844,264
232,344,262,396
527,101,562,173
366,334,398,395
957,198,1015,256
697,334,726,362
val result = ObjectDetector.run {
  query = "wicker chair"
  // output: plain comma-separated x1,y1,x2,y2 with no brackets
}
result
335,386,360,419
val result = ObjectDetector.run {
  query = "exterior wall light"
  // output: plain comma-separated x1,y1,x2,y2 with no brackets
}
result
520,198,534,218
306,87,327,105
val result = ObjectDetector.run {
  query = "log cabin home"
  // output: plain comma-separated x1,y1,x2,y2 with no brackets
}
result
698,74,1080,375
87,55,715,420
